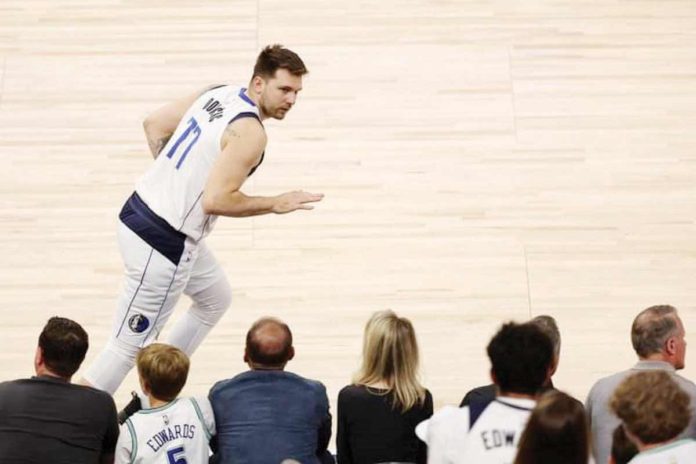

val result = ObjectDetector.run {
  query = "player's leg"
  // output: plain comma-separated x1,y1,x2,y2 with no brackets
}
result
82,222,197,394
166,240,231,355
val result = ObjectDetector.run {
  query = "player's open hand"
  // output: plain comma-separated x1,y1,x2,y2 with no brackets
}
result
272,190,324,214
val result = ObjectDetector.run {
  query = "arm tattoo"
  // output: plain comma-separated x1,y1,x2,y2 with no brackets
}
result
225,127,241,139
150,134,172,159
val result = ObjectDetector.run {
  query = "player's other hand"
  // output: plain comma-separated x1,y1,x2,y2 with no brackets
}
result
273,190,324,214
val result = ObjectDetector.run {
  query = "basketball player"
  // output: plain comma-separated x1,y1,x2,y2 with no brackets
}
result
115,343,215,463
82,44,322,395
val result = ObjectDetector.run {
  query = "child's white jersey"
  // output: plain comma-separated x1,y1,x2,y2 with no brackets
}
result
115,396,216,464
629,439,696,464
136,85,262,241
418,398,535,464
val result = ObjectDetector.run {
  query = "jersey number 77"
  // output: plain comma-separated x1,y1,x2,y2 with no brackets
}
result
166,118,201,169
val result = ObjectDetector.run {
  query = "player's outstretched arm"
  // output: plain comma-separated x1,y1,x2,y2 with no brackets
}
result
143,86,210,158
202,118,323,217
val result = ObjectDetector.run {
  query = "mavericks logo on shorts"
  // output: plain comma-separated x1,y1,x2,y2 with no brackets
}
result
128,314,150,333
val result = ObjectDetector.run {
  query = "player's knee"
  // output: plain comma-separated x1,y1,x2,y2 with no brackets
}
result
107,336,142,360
191,278,232,325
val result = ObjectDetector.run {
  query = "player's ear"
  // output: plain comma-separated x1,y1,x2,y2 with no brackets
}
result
243,347,249,364
287,346,295,362
251,75,265,94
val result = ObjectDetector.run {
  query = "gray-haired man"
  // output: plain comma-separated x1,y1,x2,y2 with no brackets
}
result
585,304,696,464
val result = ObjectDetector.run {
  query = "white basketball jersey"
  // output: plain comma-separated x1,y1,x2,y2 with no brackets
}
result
136,85,261,240
116,396,216,464
422,399,534,464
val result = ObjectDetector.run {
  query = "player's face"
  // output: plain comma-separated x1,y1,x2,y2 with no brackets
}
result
259,69,303,120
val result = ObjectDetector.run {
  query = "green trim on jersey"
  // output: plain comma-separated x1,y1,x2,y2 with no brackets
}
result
189,397,212,440
136,398,181,414
125,418,138,463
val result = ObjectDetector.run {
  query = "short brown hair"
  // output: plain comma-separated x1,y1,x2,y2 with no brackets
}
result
631,305,679,357
136,343,190,402
610,370,691,444
39,316,89,378
253,44,308,79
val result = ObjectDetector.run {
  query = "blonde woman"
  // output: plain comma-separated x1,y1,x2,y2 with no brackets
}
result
337,310,433,464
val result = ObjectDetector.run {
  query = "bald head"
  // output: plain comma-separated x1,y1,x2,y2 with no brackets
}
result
245,317,294,369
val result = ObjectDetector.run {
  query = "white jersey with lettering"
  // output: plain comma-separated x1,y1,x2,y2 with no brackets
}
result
116,396,216,464
629,439,696,464
136,85,262,240
417,398,535,464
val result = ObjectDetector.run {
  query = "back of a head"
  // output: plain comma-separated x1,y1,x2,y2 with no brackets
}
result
610,370,691,446
514,390,588,464
529,315,561,359
38,316,89,378
137,343,190,402
610,425,639,464
487,322,553,395
245,317,293,368
631,304,679,358
253,44,308,80
354,310,426,412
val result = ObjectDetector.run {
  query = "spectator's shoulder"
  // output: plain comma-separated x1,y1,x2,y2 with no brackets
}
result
300,374,327,393
674,373,696,394
338,384,362,399
589,369,630,392
77,384,117,408
209,374,243,397
281,370,320,386
0,379,19,391
461,384,496,406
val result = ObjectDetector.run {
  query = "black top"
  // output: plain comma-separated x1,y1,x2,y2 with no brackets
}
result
337,384,433,464
0,376,119,463
460,381,556,407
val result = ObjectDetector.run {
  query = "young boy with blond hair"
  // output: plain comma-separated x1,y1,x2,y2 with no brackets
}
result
115,343,215,464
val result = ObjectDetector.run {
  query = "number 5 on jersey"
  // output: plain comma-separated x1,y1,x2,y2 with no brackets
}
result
167,445,187,464
166,117,201,169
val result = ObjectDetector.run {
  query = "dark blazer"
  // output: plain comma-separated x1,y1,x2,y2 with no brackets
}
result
209,370,332,464
460,381,556,407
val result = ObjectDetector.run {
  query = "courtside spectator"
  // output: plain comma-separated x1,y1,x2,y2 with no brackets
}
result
513,390,588,464
337,310,433,464
115,343,215,464
586,304,696,464
209,317,333,464
611,370,696,463
461,315,561,407
0,317,119,463
417,321,554,464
